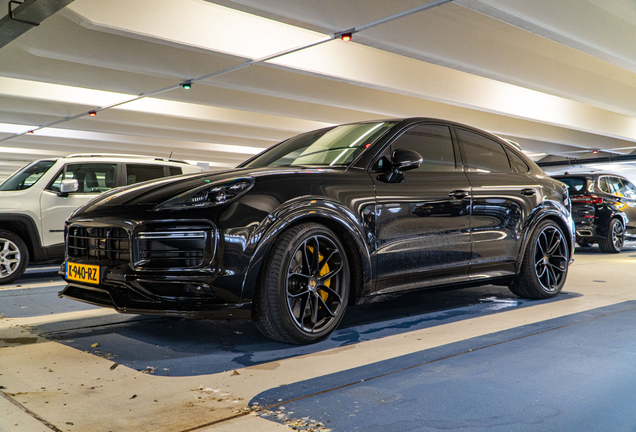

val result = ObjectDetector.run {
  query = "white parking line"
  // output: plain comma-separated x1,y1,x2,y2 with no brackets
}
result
0,281,66,291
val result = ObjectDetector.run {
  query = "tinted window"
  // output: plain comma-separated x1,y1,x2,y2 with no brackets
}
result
557,177,587,195
169,167,182,176
457,129,511,173
48,163,117,193
390,124,456,172
127,164,165,185
507,150,530,173
0,160,55,191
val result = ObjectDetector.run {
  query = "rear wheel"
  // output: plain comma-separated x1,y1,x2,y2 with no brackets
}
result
253,223,350,344
509,220,569,299
0,230,29,285
598,218,624,253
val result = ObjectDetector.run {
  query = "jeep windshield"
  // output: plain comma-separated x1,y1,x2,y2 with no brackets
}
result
0,160,56,191
241,121,396,168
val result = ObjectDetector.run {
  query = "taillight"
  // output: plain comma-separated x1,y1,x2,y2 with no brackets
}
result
571,195,603,204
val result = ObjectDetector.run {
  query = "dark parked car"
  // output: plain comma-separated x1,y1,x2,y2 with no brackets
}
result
552,172,636,252
59,118,574,344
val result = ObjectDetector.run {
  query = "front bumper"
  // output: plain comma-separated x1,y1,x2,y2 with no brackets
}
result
58,271,252,319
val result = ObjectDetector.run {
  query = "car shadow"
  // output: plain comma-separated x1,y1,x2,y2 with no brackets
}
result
32,284,580,377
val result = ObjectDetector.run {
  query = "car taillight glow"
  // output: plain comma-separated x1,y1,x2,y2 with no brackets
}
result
571,195,603,204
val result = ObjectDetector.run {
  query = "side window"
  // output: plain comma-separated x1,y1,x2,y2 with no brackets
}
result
47,163,117,193
169,167,182,176
620,179,636,199
506,149,530,173
598,177,610,194
126,164,166,185
457,129,511,173
390,124,456,172
607,177,626,197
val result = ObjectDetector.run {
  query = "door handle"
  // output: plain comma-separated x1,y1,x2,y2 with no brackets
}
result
449,190,470,199
521,188,536,196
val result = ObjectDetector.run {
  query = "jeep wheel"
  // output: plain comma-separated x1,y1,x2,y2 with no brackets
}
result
0,230,29,285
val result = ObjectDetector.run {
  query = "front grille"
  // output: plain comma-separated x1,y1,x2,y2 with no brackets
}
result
134,230,210,269
67,226,130,262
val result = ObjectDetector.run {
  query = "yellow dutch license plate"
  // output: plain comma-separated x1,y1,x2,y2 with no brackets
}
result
66,262,100,284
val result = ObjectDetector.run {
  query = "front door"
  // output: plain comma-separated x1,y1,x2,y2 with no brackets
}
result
40,163,118,246
371,123,472,294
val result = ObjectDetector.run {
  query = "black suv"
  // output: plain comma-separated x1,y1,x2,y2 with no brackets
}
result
59,118,574,344
553,173,636,253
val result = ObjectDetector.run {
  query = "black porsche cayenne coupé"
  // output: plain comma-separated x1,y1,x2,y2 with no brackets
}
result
60,118,574,344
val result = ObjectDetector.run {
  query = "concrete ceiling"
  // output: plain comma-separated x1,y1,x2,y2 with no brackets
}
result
1,0,636,180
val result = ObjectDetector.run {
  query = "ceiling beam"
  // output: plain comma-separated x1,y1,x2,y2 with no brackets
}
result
0,0,75,48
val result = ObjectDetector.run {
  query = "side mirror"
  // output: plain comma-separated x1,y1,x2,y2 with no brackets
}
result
392,148,423,172
58,179,79,197
379,149,423,183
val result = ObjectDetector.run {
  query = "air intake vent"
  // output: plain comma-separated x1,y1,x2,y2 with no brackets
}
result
134,230,211,269
67,227,130,262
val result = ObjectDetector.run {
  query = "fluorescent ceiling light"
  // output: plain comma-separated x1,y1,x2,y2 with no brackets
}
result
0,77,331,133
0,122,264,156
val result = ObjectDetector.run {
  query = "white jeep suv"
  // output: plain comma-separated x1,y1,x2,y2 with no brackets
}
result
0,154,203,284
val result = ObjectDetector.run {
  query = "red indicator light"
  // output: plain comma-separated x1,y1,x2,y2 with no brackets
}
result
592,150,598,154
341,33,352,42
89,111,97,117
27,130,34,134
364,143,371,148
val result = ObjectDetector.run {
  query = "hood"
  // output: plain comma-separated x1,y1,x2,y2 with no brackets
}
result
72,166,341,217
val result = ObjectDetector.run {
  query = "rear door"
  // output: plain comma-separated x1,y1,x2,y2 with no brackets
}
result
455,127,540,278
372,123,472,293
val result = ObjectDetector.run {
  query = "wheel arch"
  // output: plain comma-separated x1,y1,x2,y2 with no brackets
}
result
516,203,574,274
0,214,42,263
241,199,373,305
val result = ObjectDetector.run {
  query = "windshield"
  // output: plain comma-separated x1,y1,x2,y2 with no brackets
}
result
242,121,397,168
0,160,56,191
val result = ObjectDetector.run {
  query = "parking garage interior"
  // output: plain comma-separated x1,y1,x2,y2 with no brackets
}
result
2,1,636,431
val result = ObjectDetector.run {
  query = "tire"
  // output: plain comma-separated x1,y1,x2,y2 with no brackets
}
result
253,223,350,344
508,220,569,299
0,230,29,285
598,218,624,253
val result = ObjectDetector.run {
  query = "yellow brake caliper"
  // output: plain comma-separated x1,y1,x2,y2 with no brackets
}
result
307,245,330,302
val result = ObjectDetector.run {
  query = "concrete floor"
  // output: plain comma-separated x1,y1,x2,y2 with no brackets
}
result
1,244,635,431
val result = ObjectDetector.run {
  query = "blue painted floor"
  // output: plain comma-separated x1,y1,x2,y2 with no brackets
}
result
252,301,636,431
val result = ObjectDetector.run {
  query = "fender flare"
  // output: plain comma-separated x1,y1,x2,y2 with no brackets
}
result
515,201,575,274
240,197,373,303
596,210,628,238
0,213,47,262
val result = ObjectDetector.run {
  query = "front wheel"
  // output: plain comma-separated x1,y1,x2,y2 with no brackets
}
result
253,223,350,344
0,230,29,285
509,220,570,299
598,218,624,253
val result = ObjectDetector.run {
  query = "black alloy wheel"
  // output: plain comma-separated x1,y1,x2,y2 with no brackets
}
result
509,220,569,299
253,223,350,344
598,218,624,253
0,230,29,285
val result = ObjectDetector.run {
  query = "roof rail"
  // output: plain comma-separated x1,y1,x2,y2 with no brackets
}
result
65,154,191,164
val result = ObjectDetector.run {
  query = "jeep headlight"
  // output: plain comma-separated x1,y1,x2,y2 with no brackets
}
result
156,178,254,210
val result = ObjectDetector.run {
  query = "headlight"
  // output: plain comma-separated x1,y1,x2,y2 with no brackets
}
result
155,178,254,210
